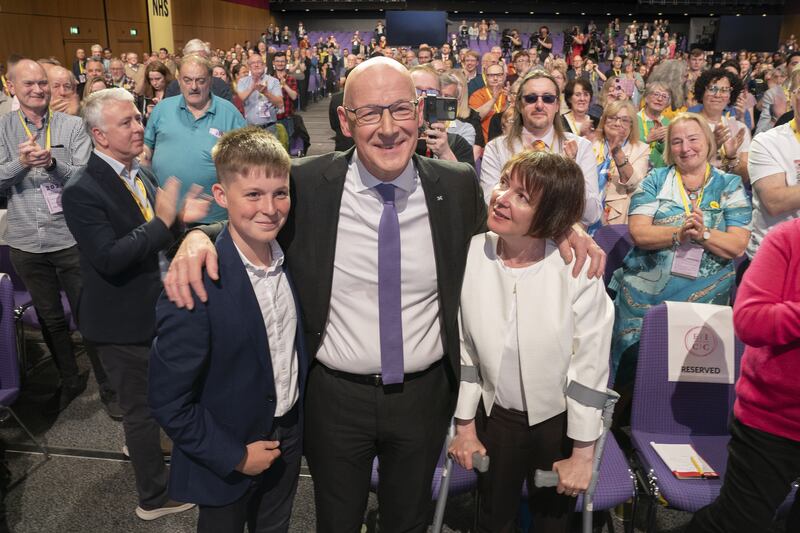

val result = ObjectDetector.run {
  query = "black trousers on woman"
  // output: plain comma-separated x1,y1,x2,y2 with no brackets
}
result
687,418,800,533
476,404,576,533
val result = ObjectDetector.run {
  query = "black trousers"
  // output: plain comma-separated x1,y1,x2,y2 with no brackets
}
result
97,343,168,509
197,406,302,533
475,405,575,533
10,246,109,392
687,418,800,533
304,360,451,533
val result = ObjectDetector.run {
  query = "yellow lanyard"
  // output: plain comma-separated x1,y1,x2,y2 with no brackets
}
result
486,87,505,114
639,109,662,147
790,119,800,145
675,164,711,215
78,62,85,74
18,110,52,150
120,174,154,222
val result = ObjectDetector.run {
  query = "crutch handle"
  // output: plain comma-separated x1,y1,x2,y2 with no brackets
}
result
534,469,559,487
472,452,490,473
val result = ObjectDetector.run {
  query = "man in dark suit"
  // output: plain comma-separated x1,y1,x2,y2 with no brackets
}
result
164,57,605,532
62,88,204,521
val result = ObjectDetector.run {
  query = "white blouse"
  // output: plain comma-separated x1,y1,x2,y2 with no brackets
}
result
455,233,614,442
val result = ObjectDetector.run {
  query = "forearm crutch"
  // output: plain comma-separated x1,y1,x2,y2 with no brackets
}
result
432,365,490,533
534,381,620,533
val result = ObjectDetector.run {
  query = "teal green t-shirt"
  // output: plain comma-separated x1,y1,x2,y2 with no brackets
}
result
145,95,246,223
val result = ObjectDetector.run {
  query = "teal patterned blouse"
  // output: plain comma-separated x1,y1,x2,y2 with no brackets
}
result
609,165,752,377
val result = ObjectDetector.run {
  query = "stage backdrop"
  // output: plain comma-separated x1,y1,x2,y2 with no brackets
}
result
715,15,782,53
386,11,447,47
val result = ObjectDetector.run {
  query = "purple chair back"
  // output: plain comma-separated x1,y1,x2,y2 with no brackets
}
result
631,304,743,437
0,245,25,291
592,224,633,286
0,273,20,406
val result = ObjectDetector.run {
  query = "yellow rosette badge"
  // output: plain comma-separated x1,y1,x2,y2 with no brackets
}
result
709,201,720,209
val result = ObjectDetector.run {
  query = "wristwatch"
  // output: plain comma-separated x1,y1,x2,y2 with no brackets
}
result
45,158,57,172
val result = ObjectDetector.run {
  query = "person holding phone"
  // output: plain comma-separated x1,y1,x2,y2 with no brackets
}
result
410,65,474,167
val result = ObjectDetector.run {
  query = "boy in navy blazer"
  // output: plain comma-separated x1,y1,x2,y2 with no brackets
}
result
149,127,309,533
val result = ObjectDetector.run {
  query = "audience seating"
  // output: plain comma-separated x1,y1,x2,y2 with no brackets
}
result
592,224,633,288
0,272,50,489
0,245,77,375
630,303,795,531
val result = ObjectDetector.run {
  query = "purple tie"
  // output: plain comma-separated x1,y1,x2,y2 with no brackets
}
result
375,183,404,385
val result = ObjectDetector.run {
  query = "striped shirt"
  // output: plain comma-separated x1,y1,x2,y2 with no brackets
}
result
0,109,92,252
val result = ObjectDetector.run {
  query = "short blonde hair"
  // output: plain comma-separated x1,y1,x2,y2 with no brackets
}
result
597,100,640,146
212,126,290,184
791,67,800,93
663,113,716,167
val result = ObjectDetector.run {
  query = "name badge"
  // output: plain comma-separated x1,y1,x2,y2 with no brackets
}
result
671,243,704,279
209,128,223,138
258,101,274,121
40,182,64,214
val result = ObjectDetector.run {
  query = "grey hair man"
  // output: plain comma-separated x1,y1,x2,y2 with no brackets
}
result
64,87,204,520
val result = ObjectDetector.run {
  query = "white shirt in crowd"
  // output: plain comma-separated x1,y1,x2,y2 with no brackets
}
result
235,239,299,417
316,150,444,375
479,127,602,227
747,122,800,258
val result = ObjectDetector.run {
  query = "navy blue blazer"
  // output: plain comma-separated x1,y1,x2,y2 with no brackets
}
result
149,227,309,506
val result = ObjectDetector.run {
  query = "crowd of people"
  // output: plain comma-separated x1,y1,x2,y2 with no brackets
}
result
0,14,799,533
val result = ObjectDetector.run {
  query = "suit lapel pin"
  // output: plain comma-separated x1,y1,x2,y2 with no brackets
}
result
436,195,444,201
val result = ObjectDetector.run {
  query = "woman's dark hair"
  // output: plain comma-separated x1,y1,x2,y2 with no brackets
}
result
563,78,593,110
693,68,742,106
142,61,173,99
498,151,585,239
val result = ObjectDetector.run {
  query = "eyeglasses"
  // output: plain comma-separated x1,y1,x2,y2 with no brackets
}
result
343,100,419,125
649,91,671,100
707,85,733,95
486,72,505,78
607,115,632,126
521,93,558,105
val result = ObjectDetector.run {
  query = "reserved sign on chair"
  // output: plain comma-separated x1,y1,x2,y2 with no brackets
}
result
665,302,735,384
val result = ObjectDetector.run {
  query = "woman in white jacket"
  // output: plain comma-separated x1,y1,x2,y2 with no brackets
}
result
449,151,614,532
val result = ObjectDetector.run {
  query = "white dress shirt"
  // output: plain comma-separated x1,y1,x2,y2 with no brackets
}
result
234,239,299,417
93,149,149,209
316,150,444,374
479,127,602,226
456,233,613,442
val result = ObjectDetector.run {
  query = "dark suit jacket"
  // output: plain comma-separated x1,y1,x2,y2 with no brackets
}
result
149,227,310,506
62,152,179,344
200,151,486,406
280,150,486,405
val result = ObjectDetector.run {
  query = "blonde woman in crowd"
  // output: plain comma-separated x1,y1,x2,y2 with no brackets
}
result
592,100,650,225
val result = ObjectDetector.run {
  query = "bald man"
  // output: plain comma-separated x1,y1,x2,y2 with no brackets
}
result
164,57,604,532
0,60,93,414
47,66,80,115
166,57,484,532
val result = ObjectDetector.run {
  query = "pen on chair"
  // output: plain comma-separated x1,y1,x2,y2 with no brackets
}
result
690,455,704,475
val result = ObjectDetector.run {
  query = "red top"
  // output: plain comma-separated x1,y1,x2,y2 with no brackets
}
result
733,218,800,442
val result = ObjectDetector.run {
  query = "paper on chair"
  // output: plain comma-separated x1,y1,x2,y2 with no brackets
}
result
650,442,719,479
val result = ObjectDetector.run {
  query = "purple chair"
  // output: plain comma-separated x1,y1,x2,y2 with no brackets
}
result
632,304,736,530
0,273,50,488
0,244,77,374
521,434,636,533
592,224,633,287
369,426,480,529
